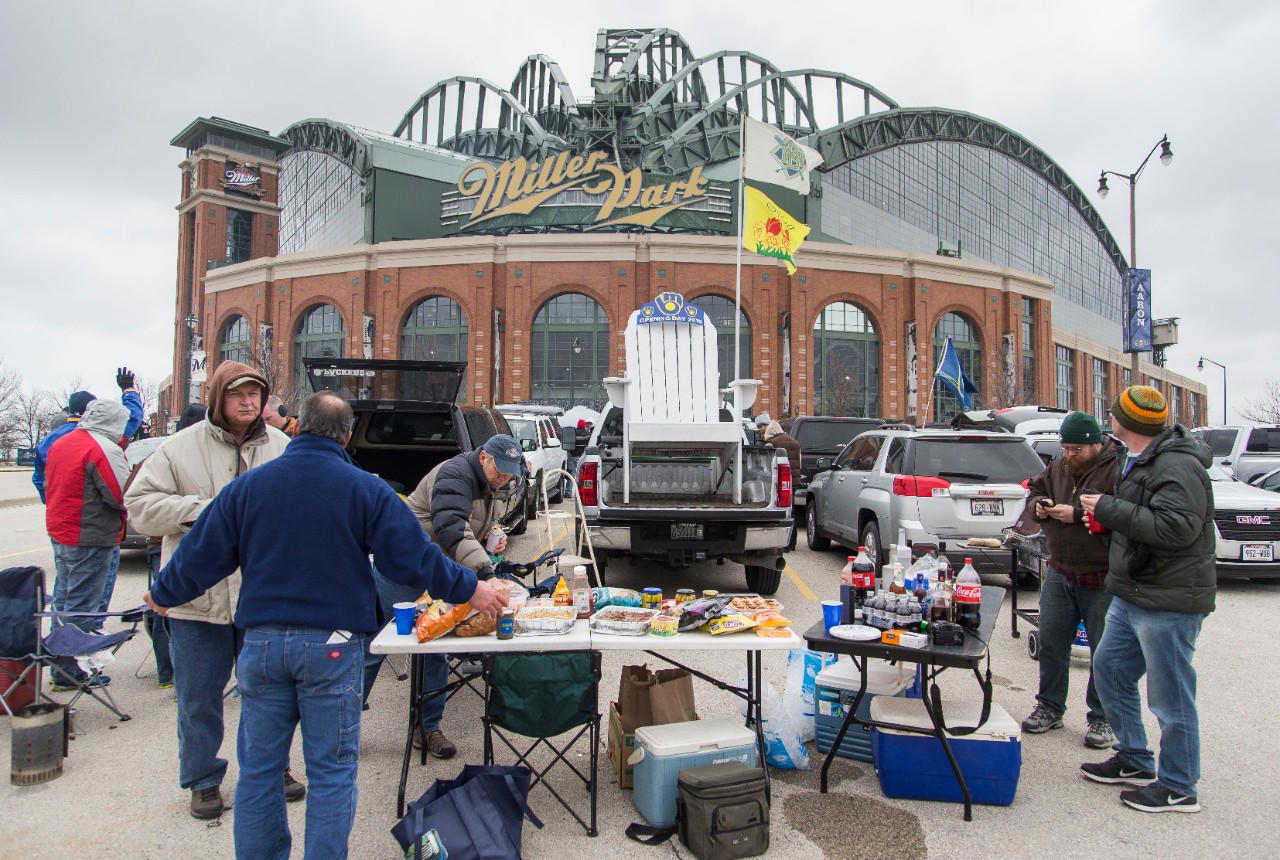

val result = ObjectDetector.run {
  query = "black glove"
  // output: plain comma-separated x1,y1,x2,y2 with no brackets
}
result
116,367,135,391
477,565,497,581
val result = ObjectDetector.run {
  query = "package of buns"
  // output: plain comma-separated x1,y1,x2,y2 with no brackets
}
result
454,612,498,637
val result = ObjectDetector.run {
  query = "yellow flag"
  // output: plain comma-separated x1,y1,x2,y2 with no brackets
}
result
741,185,811,275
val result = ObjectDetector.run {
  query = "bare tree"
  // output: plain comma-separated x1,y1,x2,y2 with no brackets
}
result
132,374,160,422
1239,379,1280,424
49,375,87,414
0,358,22,457
12,387,56,448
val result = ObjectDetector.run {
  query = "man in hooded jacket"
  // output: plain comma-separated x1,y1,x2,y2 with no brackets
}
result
43,398,132,688
125,361,295,820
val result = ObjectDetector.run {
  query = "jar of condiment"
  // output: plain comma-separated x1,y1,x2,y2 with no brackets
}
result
642,587,663,609
701,589,719,599
675,589,696,604
497,609,515,640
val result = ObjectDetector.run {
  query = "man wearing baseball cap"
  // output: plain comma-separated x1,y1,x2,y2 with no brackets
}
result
1079,386,1215,813
362,434,529,757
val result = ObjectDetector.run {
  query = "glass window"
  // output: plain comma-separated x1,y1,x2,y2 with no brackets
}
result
813,302,880,417
931,312,981,421
226,209,253,263
1092,358,1109,422
464,410,497,448
294,304,345,392
529,293,609,408
1055,345,1075,411
401,296,469,398
1021,298,1035,403
693,295,752,395
278,150,363,253
219,315,252,366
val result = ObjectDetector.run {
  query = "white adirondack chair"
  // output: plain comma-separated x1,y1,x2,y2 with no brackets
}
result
603,303,760,503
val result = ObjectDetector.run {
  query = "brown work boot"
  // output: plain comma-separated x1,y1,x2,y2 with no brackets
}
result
284,769,306,802
422,729,457,759
190,786,226,820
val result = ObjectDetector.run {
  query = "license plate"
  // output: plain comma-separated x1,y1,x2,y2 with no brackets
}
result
1242,544,1274,562
970,499,1004,516
671,523,704,540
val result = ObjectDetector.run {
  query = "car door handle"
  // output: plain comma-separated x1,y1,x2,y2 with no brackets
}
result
860,478,868,484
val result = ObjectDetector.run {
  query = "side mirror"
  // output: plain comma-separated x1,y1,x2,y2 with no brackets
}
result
815,457,833,471
520,438,535,452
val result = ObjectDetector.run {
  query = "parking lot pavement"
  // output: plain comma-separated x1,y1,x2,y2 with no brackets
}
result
3,472,1280,858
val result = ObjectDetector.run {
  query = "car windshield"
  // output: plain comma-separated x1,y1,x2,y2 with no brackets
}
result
507,418,538,446
794,422,874,450
905,438,1044,483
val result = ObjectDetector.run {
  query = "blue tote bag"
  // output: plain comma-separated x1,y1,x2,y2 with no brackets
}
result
391,764,543,860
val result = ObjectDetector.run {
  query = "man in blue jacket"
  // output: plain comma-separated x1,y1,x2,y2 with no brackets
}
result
144,391,509,860
33,368,143,503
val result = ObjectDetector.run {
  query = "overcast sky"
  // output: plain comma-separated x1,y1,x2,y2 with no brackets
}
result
2,1,1275,422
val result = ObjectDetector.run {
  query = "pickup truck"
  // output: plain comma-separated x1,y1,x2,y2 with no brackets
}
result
496,406,573,506
783,416,886,516
1191,425,1280,484
576,405,794,595
304,358,536,534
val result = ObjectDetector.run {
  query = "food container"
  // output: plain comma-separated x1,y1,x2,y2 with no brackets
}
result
515,606,577,635
649,615,679,637
675,589,696,604
642,587,663,609
727,596,785,616
590,606,659,636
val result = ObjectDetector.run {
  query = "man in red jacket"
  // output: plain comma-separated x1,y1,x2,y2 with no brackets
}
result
43,398,132,690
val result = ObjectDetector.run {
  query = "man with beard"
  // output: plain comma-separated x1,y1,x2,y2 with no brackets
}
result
1021,411,1121,749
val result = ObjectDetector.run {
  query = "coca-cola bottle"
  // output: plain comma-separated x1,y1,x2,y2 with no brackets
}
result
853,547,877,608
840,555,856,624
954,557,983,632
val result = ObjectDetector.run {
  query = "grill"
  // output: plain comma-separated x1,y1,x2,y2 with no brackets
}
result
1214,509,1280,541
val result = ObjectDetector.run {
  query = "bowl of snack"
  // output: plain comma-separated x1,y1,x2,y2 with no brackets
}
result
515,605,577,635
589,606,659,636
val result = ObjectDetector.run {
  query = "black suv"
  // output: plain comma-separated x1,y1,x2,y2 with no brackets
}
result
783,416,887,515
304,358,535,534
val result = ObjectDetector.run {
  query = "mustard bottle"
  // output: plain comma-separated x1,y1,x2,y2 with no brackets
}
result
552,575,572,607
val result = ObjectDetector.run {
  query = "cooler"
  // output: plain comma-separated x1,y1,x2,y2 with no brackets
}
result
630,718,759,828
815,659,911,762
869,697,1021,806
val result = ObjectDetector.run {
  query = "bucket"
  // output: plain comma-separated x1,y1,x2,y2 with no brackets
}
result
0,659,38,713
11,703,69,786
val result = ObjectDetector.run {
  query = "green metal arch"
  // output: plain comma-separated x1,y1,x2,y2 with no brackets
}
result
510,54,582,140
815,107,1128,275
392,76,564,160
279,119,374,176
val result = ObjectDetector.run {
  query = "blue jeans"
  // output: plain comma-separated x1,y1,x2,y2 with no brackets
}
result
146,547,173,684
1035,566,1112,721
87,546,121,631
362,572,447,731
1094,598,1207,796
235,626,368,860
168,617,242,791
50,542,114,634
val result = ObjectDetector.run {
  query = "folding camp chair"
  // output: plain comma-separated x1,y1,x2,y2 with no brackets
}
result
0,566,145,722
482,651,601,836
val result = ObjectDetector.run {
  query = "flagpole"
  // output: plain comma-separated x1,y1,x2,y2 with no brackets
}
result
734,111,746,389
922,336,950,428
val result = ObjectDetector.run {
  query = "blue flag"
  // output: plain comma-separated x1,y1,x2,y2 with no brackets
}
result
935,337,979,410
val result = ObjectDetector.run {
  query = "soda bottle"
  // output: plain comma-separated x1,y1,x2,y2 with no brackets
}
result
839,556,857,624
954,557,982,632
889,563,907,595
936,555,951,585
926,576,951,624
853,547,877,607
571,565,592,619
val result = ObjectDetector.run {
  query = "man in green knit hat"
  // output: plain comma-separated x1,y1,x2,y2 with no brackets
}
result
1023,410,1121,749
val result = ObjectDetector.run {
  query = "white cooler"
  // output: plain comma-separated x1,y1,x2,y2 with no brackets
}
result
629,718,759,828
815,658,912,762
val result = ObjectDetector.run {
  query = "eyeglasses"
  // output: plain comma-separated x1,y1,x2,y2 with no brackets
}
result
1061,444,1090,455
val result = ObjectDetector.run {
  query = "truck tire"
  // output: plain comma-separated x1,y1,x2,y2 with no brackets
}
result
533,472,546,513
859,520,883,569
806,503,831,551
745,565,782,596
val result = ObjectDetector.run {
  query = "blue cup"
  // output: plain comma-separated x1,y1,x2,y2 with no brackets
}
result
821,599,842,632
393,602,418,636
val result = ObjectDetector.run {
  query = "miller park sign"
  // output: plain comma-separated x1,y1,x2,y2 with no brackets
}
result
447,151,727,234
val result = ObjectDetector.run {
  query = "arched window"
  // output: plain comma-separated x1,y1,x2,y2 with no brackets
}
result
694,295,752,397
812,302,880,417
294,304,345,393
932,311,983,421
220,315,251,366
402,296,469,398
529,293,609,408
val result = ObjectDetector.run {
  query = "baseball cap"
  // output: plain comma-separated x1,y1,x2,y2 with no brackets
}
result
226,376,263,390
482,434,523,475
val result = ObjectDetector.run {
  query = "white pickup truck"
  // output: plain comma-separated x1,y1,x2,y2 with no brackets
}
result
573,292,793,594
1192,425,1280,484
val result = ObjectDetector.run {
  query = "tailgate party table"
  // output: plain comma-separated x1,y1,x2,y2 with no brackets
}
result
371,619,801,817
802,585,1005,821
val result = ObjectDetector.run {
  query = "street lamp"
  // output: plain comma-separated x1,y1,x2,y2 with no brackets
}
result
569,337,582,407
1098,134,1174,380
1197,356,1227,425
184,312,198,408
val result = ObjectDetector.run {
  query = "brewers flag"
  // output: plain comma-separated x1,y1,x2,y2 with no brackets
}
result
934,336,979,410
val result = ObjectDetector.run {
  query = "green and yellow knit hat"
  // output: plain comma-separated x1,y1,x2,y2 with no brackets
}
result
1111,385,1168,436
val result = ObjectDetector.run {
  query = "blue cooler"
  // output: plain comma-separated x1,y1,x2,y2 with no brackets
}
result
869,697,1022,806
815,659,911,762
630,718,758,828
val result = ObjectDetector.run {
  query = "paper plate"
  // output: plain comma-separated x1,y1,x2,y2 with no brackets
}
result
829,624,882,642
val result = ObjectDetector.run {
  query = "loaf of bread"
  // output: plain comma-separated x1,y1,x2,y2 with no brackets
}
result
454,613,498,637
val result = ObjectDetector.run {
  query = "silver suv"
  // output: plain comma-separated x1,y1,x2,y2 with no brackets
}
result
805,428,1045,569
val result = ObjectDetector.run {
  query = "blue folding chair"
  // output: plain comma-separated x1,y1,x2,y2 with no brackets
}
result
0,566,145,722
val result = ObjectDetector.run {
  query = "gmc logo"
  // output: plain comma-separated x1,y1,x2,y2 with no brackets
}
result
1237,515,1272,525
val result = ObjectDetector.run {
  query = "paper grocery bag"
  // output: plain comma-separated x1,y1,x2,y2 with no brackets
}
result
649,667,697,725
618,665,654,733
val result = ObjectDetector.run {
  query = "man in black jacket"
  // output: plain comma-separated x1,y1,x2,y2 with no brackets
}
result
1079,386,1215,814
1022,412,1120,749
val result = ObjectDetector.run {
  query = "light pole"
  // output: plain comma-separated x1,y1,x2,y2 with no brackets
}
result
184,312,198,408
569,337,582,407
1098,134,1174,382
1197,356,1227,425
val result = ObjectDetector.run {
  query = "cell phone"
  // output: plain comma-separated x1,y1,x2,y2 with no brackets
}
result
1036,498,1051,507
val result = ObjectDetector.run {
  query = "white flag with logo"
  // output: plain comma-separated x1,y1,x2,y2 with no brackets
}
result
742,116,824,195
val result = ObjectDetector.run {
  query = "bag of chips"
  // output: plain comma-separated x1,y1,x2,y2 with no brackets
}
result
592,586,642,610
676,596,733,632
415,599,471,643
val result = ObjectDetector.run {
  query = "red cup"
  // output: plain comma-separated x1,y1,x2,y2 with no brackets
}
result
1084,511,1107,535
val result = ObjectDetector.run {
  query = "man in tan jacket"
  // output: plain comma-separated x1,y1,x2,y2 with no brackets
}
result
124,361,293,820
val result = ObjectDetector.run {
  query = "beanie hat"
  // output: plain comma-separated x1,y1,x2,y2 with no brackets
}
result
1111,385,1168,436
1059,411,1102,444
67,390,96,417
754,413,771,427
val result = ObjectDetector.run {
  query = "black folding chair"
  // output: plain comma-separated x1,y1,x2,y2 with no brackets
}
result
1,566,53,716
0,566,145,722
482,651,601,836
